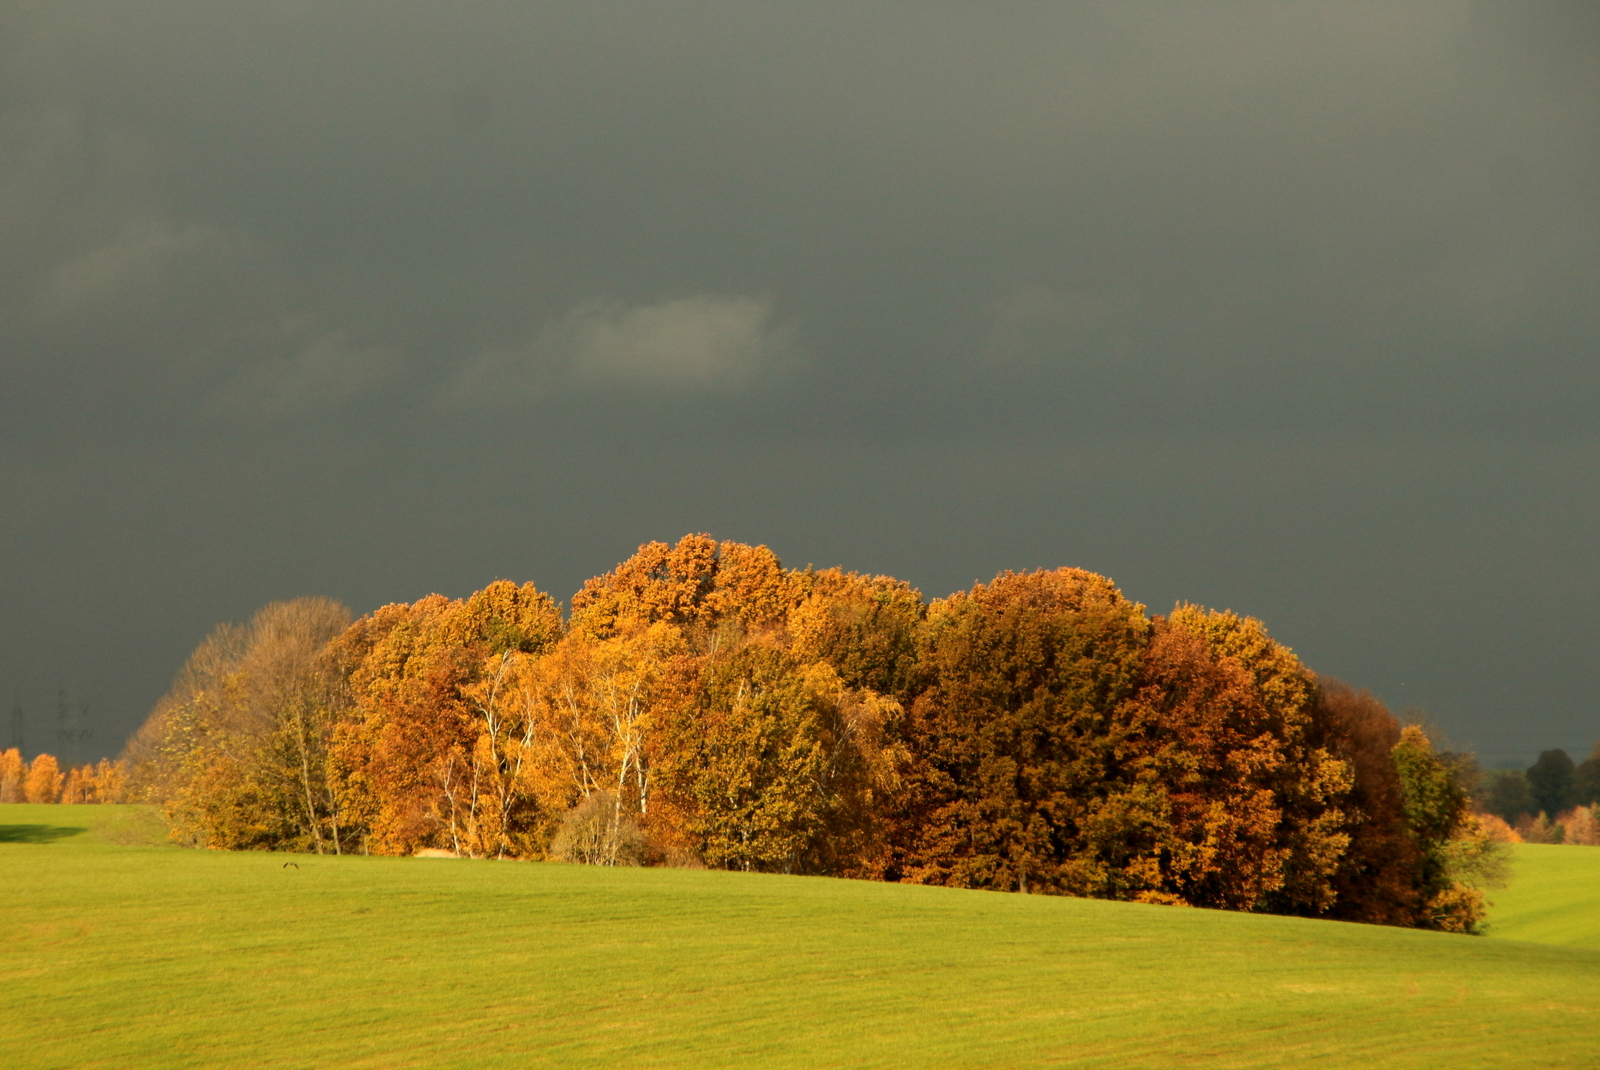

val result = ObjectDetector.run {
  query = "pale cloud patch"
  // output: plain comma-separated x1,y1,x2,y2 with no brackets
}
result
562,294,788,387
983,284,1138,368
451,293,793,402
37,217,254,321
210,331,399,418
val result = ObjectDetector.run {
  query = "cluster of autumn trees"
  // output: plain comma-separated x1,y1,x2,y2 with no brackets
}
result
0,748,127,804
117,535,1504,931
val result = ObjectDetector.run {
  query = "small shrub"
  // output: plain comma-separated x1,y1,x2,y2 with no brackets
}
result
548,792,646,866
1475,813,1522,844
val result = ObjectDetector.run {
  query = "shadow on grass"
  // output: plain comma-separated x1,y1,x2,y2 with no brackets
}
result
0,823,89,844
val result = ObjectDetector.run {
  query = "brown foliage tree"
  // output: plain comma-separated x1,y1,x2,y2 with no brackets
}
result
890,568,1152,895
1310,681,1427,926
122,597,355,850
1309,683,1496,932
1110,609,1350,911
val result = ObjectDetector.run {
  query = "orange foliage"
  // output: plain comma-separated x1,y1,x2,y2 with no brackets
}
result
892,568,1153,895
570,534,796,641
24,753,63,803
0,752,125,805
116,533,1489,933
1557,805,1600,846
1115,610,1345,911
0,747,23,803
331,581,562,855
1476,812,1522,843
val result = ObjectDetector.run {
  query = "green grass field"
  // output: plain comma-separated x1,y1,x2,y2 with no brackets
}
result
3,804,1597,1069
1483,842,1600,950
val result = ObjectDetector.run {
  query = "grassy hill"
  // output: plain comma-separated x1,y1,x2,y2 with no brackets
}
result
3,804,1597,1069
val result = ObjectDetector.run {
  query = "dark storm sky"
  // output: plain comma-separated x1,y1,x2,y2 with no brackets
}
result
3,1,1597,767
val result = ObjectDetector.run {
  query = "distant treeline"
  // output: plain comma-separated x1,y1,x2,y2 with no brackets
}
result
115,535,1508,931
0,750,126,804
1476,749,1600,846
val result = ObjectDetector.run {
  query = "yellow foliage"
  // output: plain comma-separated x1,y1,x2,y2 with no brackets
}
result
0,747,23,803
24,753,63,803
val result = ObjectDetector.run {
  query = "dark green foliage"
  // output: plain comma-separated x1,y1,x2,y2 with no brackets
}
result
1574,746,1600,807
1390,725,1498,933
0,823,87,843
1526,749,1576,817
1483,770,1536,822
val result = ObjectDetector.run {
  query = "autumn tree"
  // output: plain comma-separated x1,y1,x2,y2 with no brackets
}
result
654,643,900,874
62,759,126,804
60,765,90,803
331,581,562,856
1391,725,1502,933
566,537,909,870
24,753,63,803
1106,608,1350,912
549,790,647,865
122,597,354,850
1171,607,1352,915
0,748,23,803
452,622,684,860
890,568,1151,895
788,569,925,699
89,758,128,803
569,534,797,645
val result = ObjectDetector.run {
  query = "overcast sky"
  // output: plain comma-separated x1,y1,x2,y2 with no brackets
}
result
3,1,1597,767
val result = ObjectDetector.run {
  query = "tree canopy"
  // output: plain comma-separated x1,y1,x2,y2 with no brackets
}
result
120,533,1503,932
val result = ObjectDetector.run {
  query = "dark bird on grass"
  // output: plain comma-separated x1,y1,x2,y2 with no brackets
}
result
283,862,298,869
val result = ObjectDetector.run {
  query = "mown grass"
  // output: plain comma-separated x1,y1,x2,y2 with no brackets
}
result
3,804,1597,1069
1484,842,1600,950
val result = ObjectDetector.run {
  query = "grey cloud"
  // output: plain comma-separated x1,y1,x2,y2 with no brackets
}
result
210,332,399,418
563,295,791,389
983,286,1139,370
38,218,252,322
449,294,793,402
1,1,1598,765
